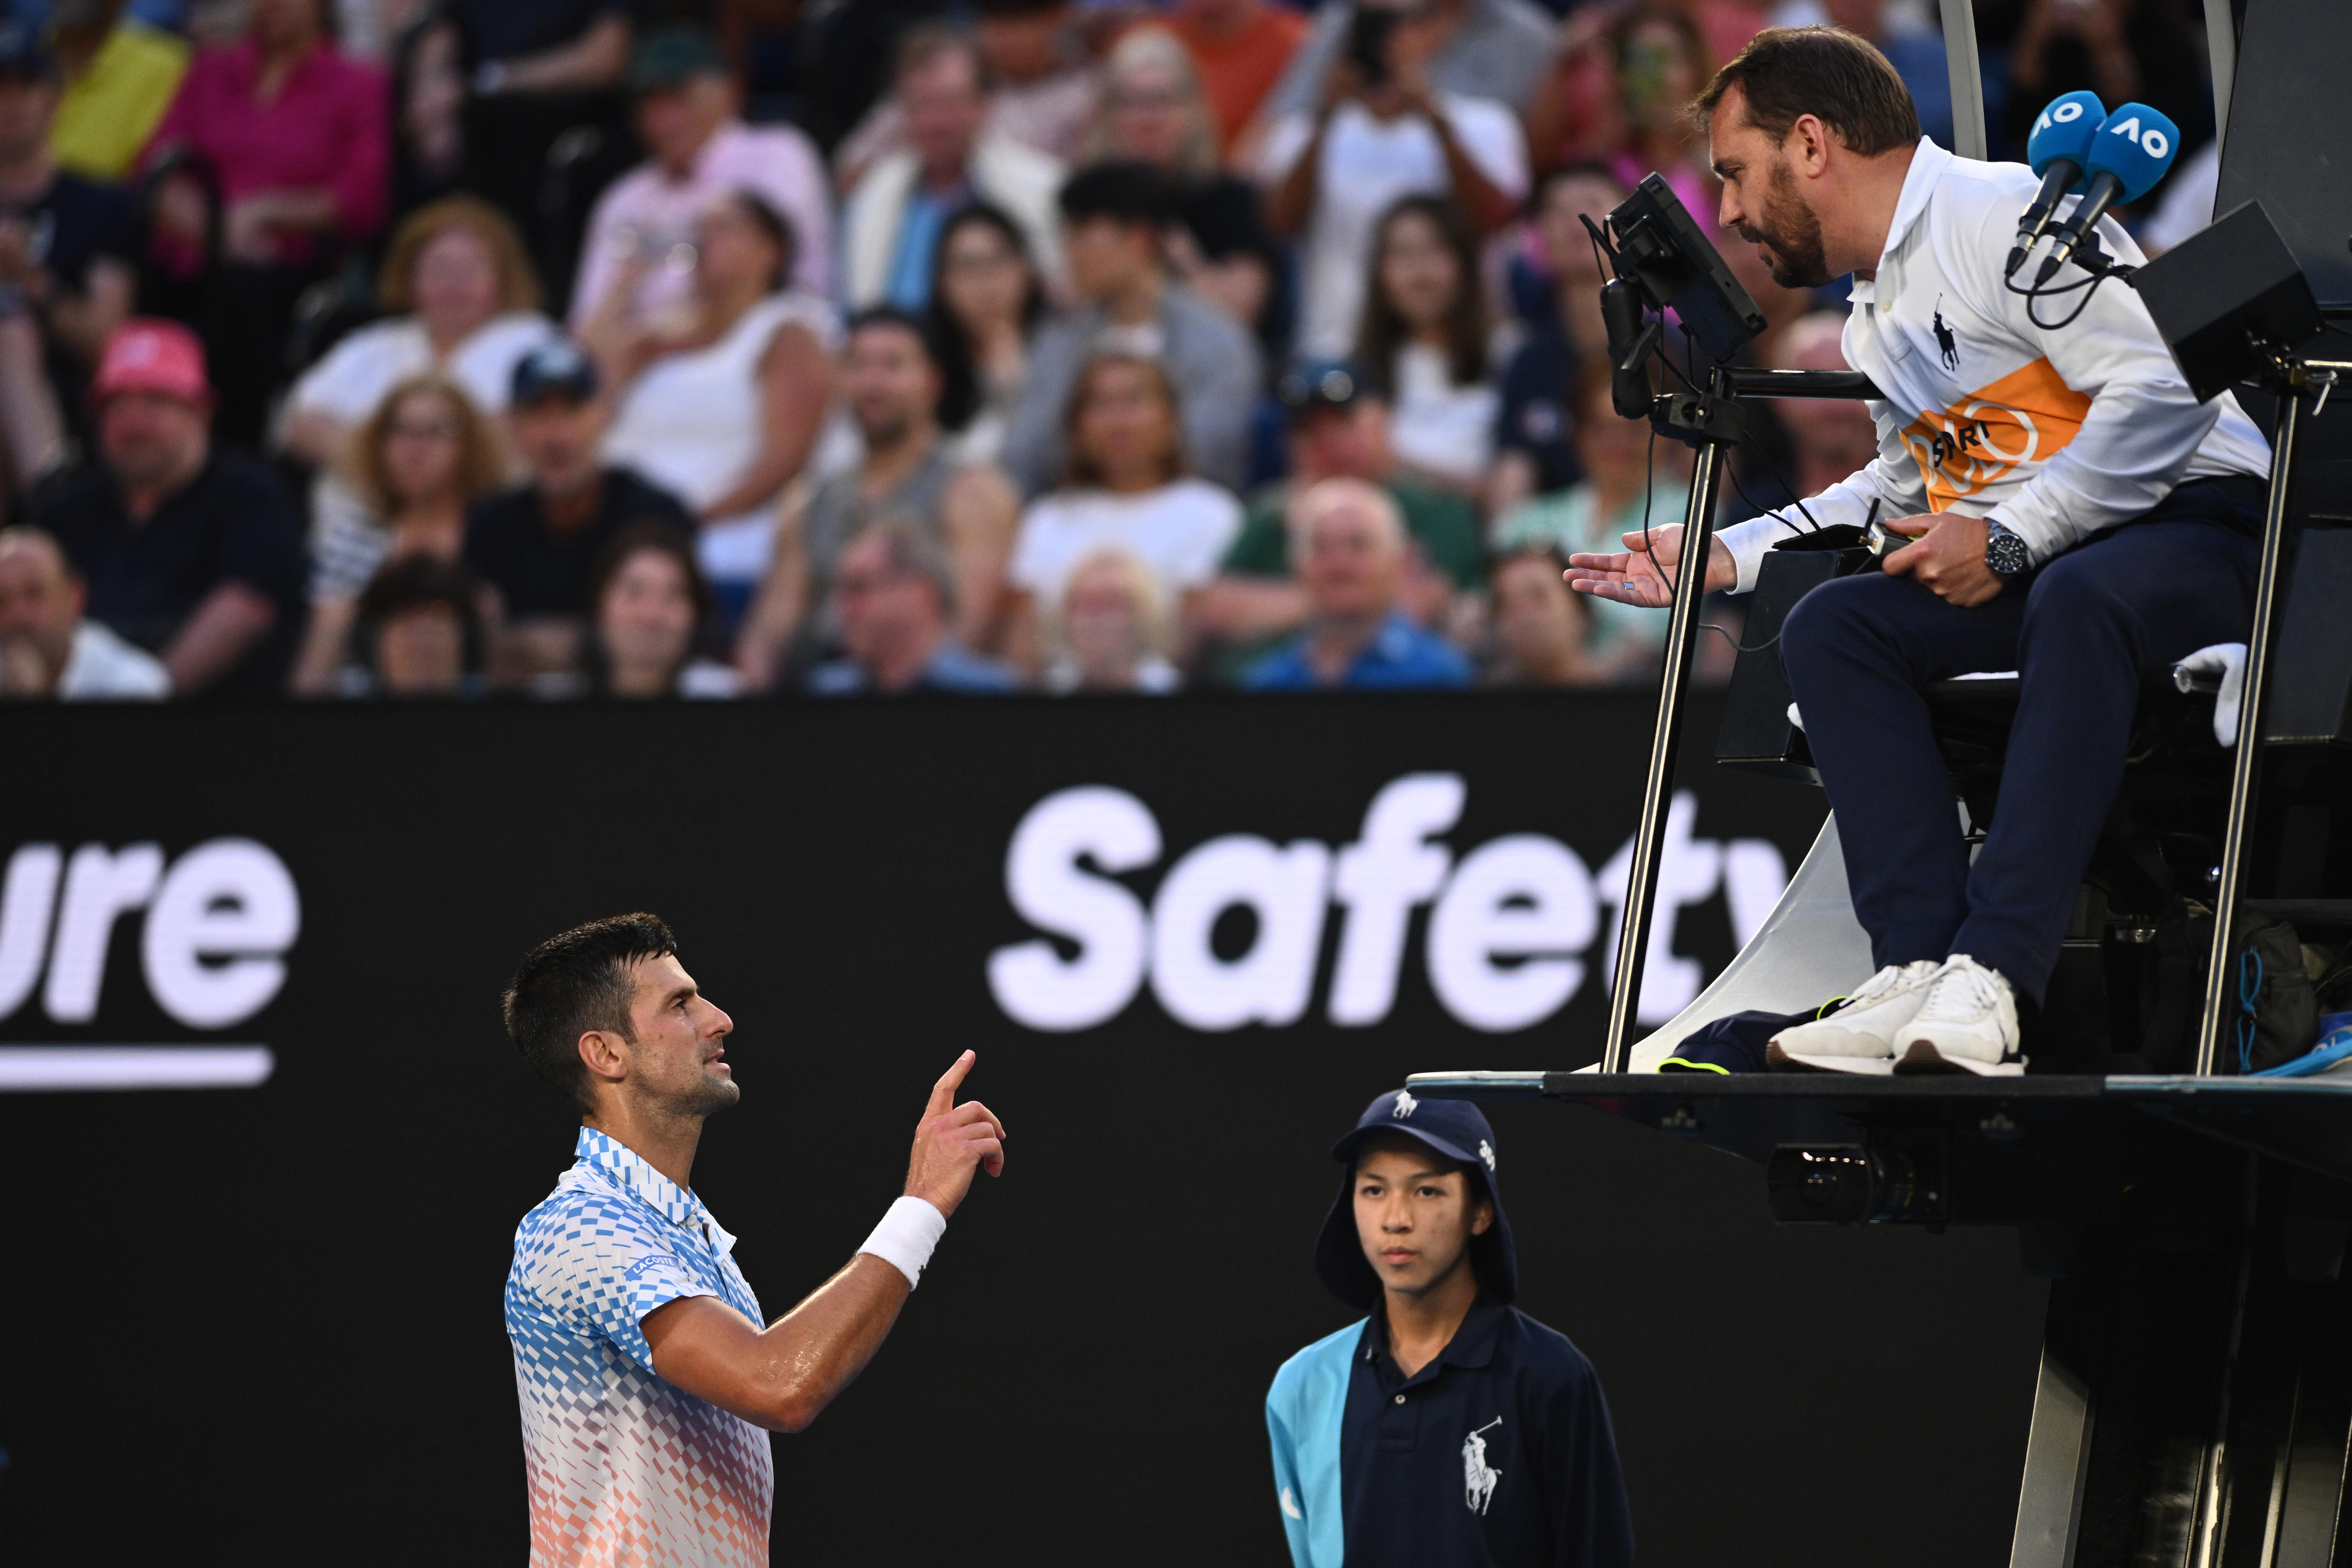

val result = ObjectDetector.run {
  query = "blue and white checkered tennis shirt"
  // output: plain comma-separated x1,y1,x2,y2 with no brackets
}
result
506,1127,773,1567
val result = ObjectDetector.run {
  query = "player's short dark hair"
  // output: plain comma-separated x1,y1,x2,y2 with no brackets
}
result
503,913,677,1109
1058,160,1172,228
1690,26,1920,157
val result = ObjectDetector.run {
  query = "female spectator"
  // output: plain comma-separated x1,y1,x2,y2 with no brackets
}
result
1355,196,1496,497
1041,547,1181,693
1603,8,1714,221
1525,5,1715,215
1494,363,1689,681
141,0,389,444
1007,352,1240,667
1491,165,1630,521
1484,544,1604,687
1093,27,1280,341
350,554,484,699
280,197,553,471
588,189,839,629
585,524,742,700
291,373,503,694
927,203,1045,467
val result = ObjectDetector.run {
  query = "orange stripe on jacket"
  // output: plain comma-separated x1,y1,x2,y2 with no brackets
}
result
1896,356,2093,510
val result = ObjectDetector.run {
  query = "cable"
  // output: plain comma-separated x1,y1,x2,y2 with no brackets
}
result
1726,458,1821,538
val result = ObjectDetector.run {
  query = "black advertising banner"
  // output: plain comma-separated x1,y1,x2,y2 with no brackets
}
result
0,694,2046,1565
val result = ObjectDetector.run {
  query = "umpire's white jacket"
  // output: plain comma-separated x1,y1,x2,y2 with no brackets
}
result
1717,136,2272,592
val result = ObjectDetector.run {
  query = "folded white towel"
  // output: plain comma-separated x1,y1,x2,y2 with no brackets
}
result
2172,642,2248,747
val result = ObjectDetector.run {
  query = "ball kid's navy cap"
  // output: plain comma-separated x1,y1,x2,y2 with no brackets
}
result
1314,1088,1518,1309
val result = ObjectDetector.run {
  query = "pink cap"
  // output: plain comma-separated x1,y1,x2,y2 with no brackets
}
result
91,318,211,407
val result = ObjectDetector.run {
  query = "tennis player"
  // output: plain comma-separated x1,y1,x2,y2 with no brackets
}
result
1267,1090,1634,1568
500,913,1004,1567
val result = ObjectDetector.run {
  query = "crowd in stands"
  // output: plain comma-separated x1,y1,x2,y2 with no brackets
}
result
0,0,2218,701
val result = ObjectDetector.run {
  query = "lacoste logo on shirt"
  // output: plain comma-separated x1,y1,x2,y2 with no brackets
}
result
1932,295,1960,371
1392,1090,1419,1119
1463,1418,1502,1515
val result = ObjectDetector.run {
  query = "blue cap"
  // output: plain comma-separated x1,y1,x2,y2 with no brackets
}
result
510,338,598,406
1314,1088,1518,1309
1277,359,1367,421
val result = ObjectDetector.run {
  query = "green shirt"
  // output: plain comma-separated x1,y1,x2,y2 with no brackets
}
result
1221,476,1486,589
1495,482,1693,659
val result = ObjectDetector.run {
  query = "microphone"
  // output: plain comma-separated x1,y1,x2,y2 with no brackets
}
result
2005,90,2104,279
2032,103,2180,287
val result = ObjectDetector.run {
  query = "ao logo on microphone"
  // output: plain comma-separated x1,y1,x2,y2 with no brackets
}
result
2034,98,2090,133
987,775,1788,1035
2101,113,2169,162
0,839,301,1029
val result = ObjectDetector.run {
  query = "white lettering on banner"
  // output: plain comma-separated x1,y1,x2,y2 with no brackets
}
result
1428,835,1598,1032
987,788,1160,1031
44,843,164,1022
0,844,62,1017
1150,837,1332,1029
987,777,1786,1035
1329,774,1463,1026
0,838,301,1031
143,840,302,1028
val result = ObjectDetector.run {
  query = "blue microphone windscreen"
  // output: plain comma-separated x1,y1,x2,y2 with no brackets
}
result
2026,90,2105,186
2084,103,2182,202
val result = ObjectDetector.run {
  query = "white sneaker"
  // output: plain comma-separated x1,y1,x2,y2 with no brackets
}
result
1767,960,1944,1074
1895,955,2025,1076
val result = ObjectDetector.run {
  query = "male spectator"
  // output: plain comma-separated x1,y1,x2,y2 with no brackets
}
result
0,29,134,429
1773,310,1878,499
0,523,169,698
567,24,834,325
31,320,303,696
1001,161,1262,497
840,25,1066,311
461,339,693,688
1262,0,1527,361
807,519,1020,695
1200,362,1480,659
1242,478,1471,690
1161,0,1312,160
47,0,187,184
836,0,1099,183
1263,0,1559,123
735,308,1020,688
350,554,481,698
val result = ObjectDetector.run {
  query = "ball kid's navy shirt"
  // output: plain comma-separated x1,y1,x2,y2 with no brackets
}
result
1269,1295,1634,1568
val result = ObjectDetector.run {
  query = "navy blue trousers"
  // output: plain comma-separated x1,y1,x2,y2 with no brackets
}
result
1778,478,2265,1002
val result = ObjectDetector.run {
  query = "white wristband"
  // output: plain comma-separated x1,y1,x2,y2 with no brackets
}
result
859,1196,946,1289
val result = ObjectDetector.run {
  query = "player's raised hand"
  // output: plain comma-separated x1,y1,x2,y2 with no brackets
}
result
903,1050,1005,1219
1565,523,1736,608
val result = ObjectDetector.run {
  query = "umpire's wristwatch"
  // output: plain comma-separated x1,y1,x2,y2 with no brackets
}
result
1984,518,2031,581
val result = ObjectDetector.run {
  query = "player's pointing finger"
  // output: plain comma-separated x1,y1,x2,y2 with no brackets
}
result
927,1050,976,1115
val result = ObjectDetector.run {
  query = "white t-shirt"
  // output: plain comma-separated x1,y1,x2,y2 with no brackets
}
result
1387,342,1499,487
1010,479,1243,608
57,621,170,700
1261,96,1528,361
287,311,558,426
602,290,842,586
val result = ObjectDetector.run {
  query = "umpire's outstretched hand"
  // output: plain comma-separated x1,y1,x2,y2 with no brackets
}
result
904,1051,1005,1218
